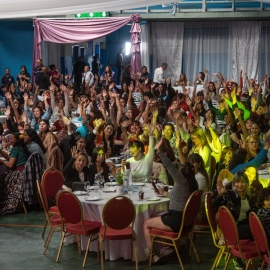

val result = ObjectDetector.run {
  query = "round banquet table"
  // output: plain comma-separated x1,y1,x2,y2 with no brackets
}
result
72,184,170,262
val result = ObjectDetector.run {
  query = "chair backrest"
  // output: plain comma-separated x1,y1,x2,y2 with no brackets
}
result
41,167,64,201
102,196,135,230
36,180,49,216
182,190,201,227
249,212,270,255
56,190,82,225
218,206,238,247
205,193,218,233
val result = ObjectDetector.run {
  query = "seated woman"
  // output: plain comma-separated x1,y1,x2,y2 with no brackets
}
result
212,171,255,269
143,138,198,263
38,119,58,160
243,166,263,206
24,93,51,132
24,128,47,169
0,132,30,214
257,187,270,245
88,147,116,184
127,128,155,182
63,152,93,189
245,135,262,161
229,141,269,174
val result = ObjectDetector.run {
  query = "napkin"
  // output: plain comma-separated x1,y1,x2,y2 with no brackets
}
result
103,187,116,192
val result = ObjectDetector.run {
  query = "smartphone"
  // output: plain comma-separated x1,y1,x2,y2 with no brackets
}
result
151,181,159,193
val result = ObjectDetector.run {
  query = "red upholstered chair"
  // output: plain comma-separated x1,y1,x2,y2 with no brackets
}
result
149,190,201,269
218,206,260,269
40,167,64,237
36,180,65,255
204,193,228,270
99,196,138,270
56,190,101,268
249,212,270,269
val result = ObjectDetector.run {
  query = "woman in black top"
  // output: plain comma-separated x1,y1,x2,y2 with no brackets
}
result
63,152,93,189
88,147,116,184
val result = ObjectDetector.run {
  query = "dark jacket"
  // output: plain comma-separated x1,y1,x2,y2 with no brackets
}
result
63,158,94,188
257,207,270,244
211,188,256,222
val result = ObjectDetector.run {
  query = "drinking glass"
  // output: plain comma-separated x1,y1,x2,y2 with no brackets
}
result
84,181,91,195
108,175,114,187
127,187,133,200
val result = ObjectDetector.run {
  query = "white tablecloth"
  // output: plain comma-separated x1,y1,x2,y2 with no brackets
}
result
74,184,170,261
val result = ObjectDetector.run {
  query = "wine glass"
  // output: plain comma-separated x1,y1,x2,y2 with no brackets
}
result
127,187,133,200
108,175,114,187
84,181,90,195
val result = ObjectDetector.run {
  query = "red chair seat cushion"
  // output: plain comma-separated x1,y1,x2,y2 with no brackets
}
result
150,228,188,238
49,206,58,213
231,241,260,259
66,221,101,235
50,214,62,226
99,226,133,240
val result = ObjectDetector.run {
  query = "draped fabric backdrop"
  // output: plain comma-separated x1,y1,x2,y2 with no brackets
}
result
140,24,150,74
130,14,142,76
182,22,232,83
33,17,131,77
231,21,261,81
151,22,184,82
259,22,270,80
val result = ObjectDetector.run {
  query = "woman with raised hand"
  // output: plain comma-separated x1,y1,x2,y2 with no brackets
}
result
144,138,198,263
24,92,51,132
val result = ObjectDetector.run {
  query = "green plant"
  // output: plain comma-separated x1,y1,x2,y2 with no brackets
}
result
116,172,124,186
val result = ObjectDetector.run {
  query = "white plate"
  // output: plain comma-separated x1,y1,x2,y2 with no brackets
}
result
131,183,145,186
147,197,161,201
258,170,268,175
105,182,116,186
85,196,100,201
168,186,173,189
73,191,87,195
156,194,165,197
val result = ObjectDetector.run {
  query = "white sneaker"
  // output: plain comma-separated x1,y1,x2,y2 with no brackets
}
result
148,253,160,263
160,246,175,257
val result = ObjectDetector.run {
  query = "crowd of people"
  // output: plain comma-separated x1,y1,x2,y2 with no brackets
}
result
2,57,270,269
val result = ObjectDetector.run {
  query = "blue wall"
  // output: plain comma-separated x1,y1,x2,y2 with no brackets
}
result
100,25,130,77
0,21,34,82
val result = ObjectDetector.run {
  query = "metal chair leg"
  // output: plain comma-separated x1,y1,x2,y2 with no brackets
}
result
173,240,185,270
56,232,65,262
82,236,91,268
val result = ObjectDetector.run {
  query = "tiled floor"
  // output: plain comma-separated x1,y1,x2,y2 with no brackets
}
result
0,211,253,270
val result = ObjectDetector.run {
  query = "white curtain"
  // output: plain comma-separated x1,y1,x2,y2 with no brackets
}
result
258,22,270,81
140,23,150,72
151,22,184,82
182,22,231,84
231,21,261,81
41,41,64,70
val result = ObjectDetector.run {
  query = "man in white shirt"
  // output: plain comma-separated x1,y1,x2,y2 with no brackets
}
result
82,65,94,88
153,63,167,83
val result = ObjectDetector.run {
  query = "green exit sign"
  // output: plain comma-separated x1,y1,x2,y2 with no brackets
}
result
75,12,109,18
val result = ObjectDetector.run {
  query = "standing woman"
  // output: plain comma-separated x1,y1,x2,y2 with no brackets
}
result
39,119,58,160
0,133,30,214
122,65,133,87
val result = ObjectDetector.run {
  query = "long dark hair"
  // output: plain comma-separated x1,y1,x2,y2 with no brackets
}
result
102,123,115,156
91,147,105,166
188,153,210,190
25,128,46,154
180,162,199,192
228,148,247,171
34,106,44,121
257,187,270,208
13,132,30,158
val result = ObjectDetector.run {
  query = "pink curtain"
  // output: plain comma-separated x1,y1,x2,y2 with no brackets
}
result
33,17,132,75
130,14,142,76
